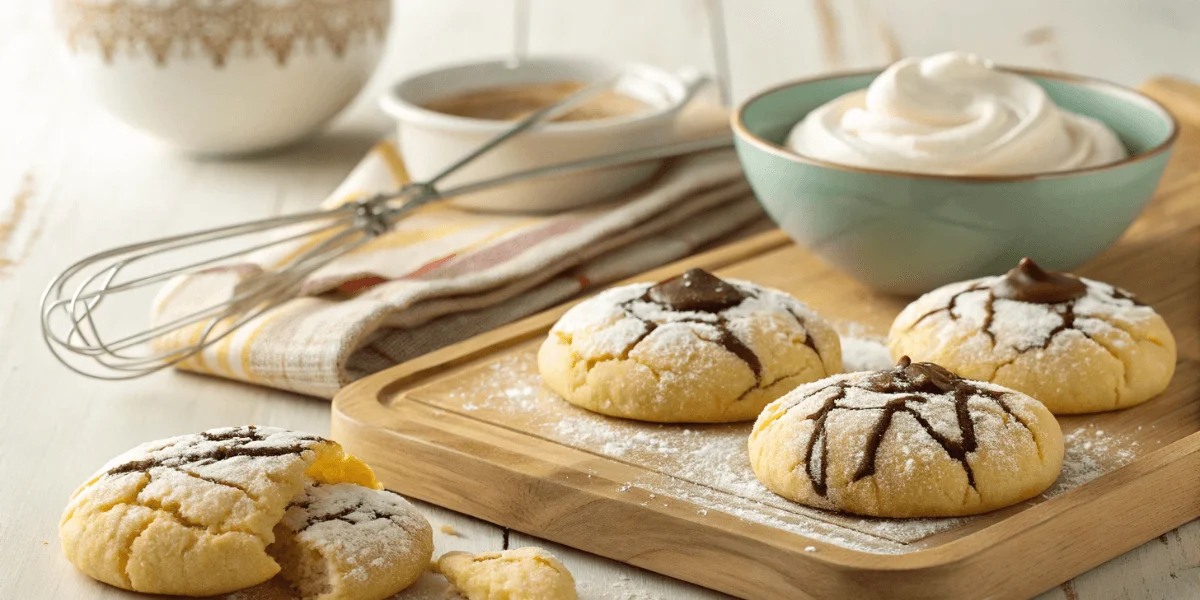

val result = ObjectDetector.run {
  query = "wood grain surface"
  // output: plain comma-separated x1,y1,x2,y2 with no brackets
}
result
332,76,1200,600
3,2,1200,599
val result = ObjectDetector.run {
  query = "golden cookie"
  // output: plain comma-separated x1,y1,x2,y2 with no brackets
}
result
888,258,1176,414
749,358,1064,517
271,482,433,600
436,547,577,600
59,426,384,596
538,268,842,422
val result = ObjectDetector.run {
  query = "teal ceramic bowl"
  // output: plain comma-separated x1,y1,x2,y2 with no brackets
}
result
732,69,1178,294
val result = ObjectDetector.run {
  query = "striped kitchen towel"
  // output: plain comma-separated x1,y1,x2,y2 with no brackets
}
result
151,129,767,398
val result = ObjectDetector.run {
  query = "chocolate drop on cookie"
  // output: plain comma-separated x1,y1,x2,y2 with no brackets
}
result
899,358,962,393
647,268,746,312
865,356,961,394
993,257,1087,304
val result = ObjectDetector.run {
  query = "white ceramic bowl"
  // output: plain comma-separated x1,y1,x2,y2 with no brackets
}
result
55,0,390,155
381,56,707,213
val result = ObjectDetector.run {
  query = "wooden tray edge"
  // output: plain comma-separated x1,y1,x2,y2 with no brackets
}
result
332,229,1200,599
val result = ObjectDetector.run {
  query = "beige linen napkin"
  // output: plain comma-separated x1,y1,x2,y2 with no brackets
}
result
152,122,768,398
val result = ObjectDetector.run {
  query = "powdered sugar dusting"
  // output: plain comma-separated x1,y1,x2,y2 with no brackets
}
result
551,279,829,367
280,482,429,584
836,322,894,373
429,332,1149,555
1048,424,1139,493
578,575,666,600
759,366,1052,513
95,425,324,480
894,276,1157,360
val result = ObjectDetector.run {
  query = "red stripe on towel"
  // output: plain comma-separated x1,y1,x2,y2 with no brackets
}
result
413,218,587,280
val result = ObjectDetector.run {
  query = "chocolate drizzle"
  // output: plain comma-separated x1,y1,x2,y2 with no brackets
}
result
290,486,408,531
106,426,325,476
1108,286,1145,306
908,260,1146,353
786,307,822,355
294,500,374,531
200,427,265,442
801,385,844,495
712,316,763,379
912,283,990,333
799,357,1031,496
1023,304,1079,352
613,269,821,391
993,258,1087,304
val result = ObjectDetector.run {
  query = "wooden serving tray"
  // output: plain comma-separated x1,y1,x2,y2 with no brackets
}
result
331,78,1200,600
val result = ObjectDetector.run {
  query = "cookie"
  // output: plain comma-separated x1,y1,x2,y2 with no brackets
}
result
748,358,1064,517
538,268,842,423
888,258,1177,414
435,547,577,600
58,426,406,596
271,482,433,600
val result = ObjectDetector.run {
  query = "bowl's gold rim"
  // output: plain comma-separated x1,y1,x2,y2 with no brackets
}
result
731,66,1181,183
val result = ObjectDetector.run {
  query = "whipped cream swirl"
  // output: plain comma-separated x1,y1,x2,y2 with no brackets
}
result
786,52,1127,175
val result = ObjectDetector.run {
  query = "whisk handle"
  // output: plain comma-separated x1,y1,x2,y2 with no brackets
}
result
433,135,734,201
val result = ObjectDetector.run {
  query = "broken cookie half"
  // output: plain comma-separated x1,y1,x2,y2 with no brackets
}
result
59,426,432,599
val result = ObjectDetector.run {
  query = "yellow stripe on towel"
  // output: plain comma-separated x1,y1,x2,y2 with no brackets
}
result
376,141,411,185
239,305,297,384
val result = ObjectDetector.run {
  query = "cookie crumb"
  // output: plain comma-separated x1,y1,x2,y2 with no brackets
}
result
438,547,576,599
440,524,462,537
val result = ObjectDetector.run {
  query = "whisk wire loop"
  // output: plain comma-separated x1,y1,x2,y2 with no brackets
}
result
40,74,734,379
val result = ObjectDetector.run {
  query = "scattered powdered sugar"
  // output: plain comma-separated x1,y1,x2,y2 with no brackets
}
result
598,430,682,457
835,320,895,372
1047,424,1139,493
280,482,428,584
838,333,894,373
447,359,545,413
429,336,1151,556
578,576,663,600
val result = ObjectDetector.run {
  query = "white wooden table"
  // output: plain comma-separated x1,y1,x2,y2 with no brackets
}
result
2,1,1198,598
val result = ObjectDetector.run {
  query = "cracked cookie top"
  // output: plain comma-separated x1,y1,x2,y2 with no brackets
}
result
550,269,835,387
280,482,428,555
749,358,1064,517
59,426,380,595
99,425,326,478
540,269,843,422
890,259,1156,360
766,357,1035,496
887,258,1175,414
272,482,433,599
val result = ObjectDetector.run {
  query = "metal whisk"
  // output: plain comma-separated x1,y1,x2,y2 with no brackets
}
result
40,78,733,380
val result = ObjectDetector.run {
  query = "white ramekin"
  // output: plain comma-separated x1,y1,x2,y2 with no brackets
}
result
380,56,707,212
